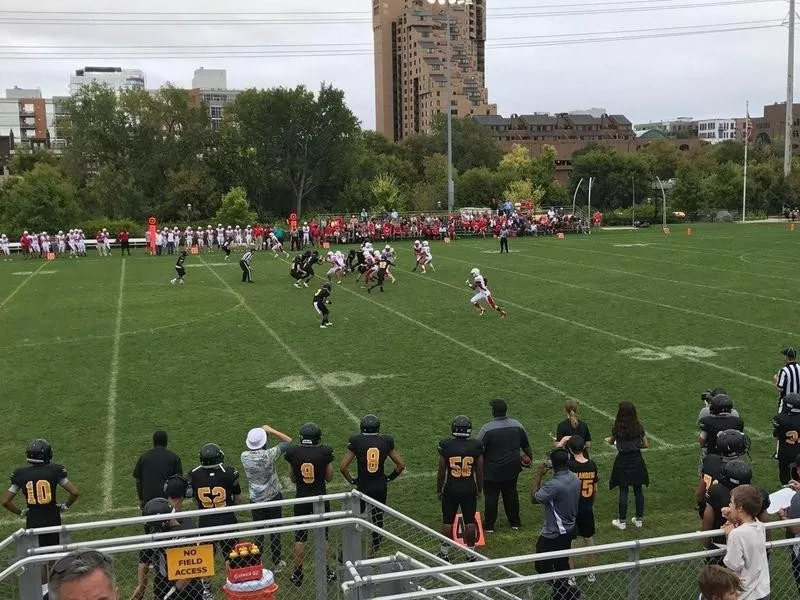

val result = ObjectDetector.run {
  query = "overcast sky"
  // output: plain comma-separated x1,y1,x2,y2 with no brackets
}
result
0,0,793,128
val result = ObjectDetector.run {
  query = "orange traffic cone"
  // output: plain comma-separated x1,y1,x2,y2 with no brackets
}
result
791,223,796,232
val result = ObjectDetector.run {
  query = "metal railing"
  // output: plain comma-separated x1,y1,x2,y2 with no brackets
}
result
1,494,798,599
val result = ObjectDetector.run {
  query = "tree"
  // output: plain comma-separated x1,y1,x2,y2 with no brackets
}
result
371,173,406,212
640,140,683,180
503,179,545,204
8,148,59,175
215,187,257,226
498,144,534,178
1,164,79,231
457,167,503,207
431,114,504,172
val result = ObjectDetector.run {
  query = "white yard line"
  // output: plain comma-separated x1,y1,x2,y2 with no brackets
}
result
332,279,674,449
409,260,773,390
0,261,47,310
201,258,360,425
443,254,796,338
464,242,800,307
102,259,126,512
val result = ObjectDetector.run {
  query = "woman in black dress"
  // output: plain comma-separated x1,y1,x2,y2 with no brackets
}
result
606,401,649,530
554,399,592,453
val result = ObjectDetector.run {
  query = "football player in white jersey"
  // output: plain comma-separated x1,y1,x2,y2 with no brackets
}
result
268,232,289,258
466,268,506,318
56,231,66,256
325,251,345,284
381,245,397,284
0,234,10,260
417,241,434,273
103,229,112,256
41,232,51,255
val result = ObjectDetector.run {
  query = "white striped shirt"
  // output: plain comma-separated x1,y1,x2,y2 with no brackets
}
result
778,362,800,398
242,251,253,264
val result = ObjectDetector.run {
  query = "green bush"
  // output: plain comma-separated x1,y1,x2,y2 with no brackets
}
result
77,218,143,237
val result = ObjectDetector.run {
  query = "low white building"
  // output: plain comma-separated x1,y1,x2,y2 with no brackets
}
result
69,66,146,95
697,118,740,144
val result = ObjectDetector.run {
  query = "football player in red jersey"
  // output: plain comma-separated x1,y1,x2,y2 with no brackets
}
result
466,268,506,318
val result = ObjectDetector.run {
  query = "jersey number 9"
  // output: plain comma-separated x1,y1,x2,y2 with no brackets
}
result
25,480,52,505
301,463,315,484
449,456,474,478
198,486,227,509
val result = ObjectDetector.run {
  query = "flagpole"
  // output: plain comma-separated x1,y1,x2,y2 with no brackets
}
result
742,100,749,223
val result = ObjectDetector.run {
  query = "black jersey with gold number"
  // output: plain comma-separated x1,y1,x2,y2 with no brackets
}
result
438,438,483,494
312,287,330,304
348,434,395,486
10,463,68,527
285,445,334,497
773,412,800,462
189,464,241,527
568,457,599,507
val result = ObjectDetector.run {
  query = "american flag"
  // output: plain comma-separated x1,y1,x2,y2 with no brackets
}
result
745,108,753,143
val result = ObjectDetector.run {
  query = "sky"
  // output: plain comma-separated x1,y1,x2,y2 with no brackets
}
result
0,0,794,129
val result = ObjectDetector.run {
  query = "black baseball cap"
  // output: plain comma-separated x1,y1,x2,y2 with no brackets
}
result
489,399,507,416
568,435,586,452
783,347,797,359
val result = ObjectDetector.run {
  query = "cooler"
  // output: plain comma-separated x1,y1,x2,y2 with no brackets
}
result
222,582,278,600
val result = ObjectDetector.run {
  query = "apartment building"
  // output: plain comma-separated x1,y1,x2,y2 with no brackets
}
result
69,66,146,94
189,68,241,131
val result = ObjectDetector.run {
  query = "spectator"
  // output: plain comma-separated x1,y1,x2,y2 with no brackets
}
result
48,549,118,600
566,435,598,581
779,478,800,590
698,564,743,600
241,424,293,572
531,448,581,600
133,431,183,508
773,393,800,484
554,399,592,454
118,229,130,256
722,485,770,600
476,399,532,533
606,401,649,530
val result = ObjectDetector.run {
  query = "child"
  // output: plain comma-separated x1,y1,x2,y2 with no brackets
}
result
698,564,743,600
721,485,770,600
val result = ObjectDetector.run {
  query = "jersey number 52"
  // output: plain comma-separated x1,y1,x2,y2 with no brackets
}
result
197,486,227,509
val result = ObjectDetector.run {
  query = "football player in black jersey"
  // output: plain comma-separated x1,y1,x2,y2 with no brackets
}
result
340,414,406,553
772,392,800,484
366,256,393,294
313,282,333,328
566,435,598,577
1,439,80,549
188,443,241,558
221,237,232,260
300,250,321,287
699,395,744,456
291,251,311,287
171,250,188,285
284,423,336,587
696,429,750,518
436,416,483,559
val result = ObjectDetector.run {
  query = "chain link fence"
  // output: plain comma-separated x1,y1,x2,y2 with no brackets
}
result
1,493,799,599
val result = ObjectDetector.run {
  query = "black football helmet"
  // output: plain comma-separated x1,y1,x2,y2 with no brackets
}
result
322,282,332,291
451,415,472,438
143,497,174,532
360,414,381,434
300,423,322,446
784,392,800,413
199,443,225,467
709,394,734,415
720,459,752,488
26,439,53,464
716,429,750,459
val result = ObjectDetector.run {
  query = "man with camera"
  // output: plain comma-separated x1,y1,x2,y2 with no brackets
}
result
531,448,581,600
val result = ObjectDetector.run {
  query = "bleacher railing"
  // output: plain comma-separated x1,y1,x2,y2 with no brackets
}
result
1,492,796,599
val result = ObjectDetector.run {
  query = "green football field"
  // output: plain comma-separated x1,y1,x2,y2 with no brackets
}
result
0,222,795,556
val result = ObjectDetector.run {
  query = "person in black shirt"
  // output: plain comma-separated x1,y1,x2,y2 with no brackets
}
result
367,256,393,293
133,431,183,508
696,429,750,518
346,249,358,273
171,250,188,285
300,251,320,287
313,282,333,328
188,443,241,558
291,251,311,287
567,435,598,579
699,395,744,456
340,414,406,553
284,423,335,587
555,399,592,454
437,415,484,559
773,392,800,484
476,399,532,533
221,237,232,261
1,439,80,550
607,401,649,530
240,249,254,283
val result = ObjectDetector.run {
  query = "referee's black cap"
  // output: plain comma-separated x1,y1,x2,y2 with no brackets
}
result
783,347,797,359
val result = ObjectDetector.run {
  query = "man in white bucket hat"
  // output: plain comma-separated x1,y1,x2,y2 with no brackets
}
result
240,424,293,572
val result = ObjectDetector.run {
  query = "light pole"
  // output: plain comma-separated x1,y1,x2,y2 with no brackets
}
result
427,0,470,213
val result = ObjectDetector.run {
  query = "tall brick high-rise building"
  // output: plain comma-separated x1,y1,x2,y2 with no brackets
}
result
372,0,496,141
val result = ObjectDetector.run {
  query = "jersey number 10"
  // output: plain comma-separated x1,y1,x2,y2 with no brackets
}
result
25,480,52,505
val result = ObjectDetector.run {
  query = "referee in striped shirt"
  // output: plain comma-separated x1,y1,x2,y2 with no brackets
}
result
776,347,800,411
240,248,254,283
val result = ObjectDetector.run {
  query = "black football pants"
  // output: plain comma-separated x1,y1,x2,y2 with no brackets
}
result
240,260,252,282
484,477,520,529
500,237,509,253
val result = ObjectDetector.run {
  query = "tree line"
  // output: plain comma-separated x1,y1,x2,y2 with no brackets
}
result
0,81,798,234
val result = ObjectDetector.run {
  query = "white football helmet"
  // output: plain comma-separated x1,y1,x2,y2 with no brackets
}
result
470,268,480,277
414,239,420,245
422,241,429,247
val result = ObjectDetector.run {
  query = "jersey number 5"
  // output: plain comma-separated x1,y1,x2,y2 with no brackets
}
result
449,456,474,478
25,480,52,505
366,448,380,474
580,479,595,499
301,463,316,484
197,486,227,509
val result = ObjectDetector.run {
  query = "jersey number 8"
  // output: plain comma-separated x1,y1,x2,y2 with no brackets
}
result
197,486,227,509
366,448,380,474
301,463,315,484
448,456,474,478
25,480,52,505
